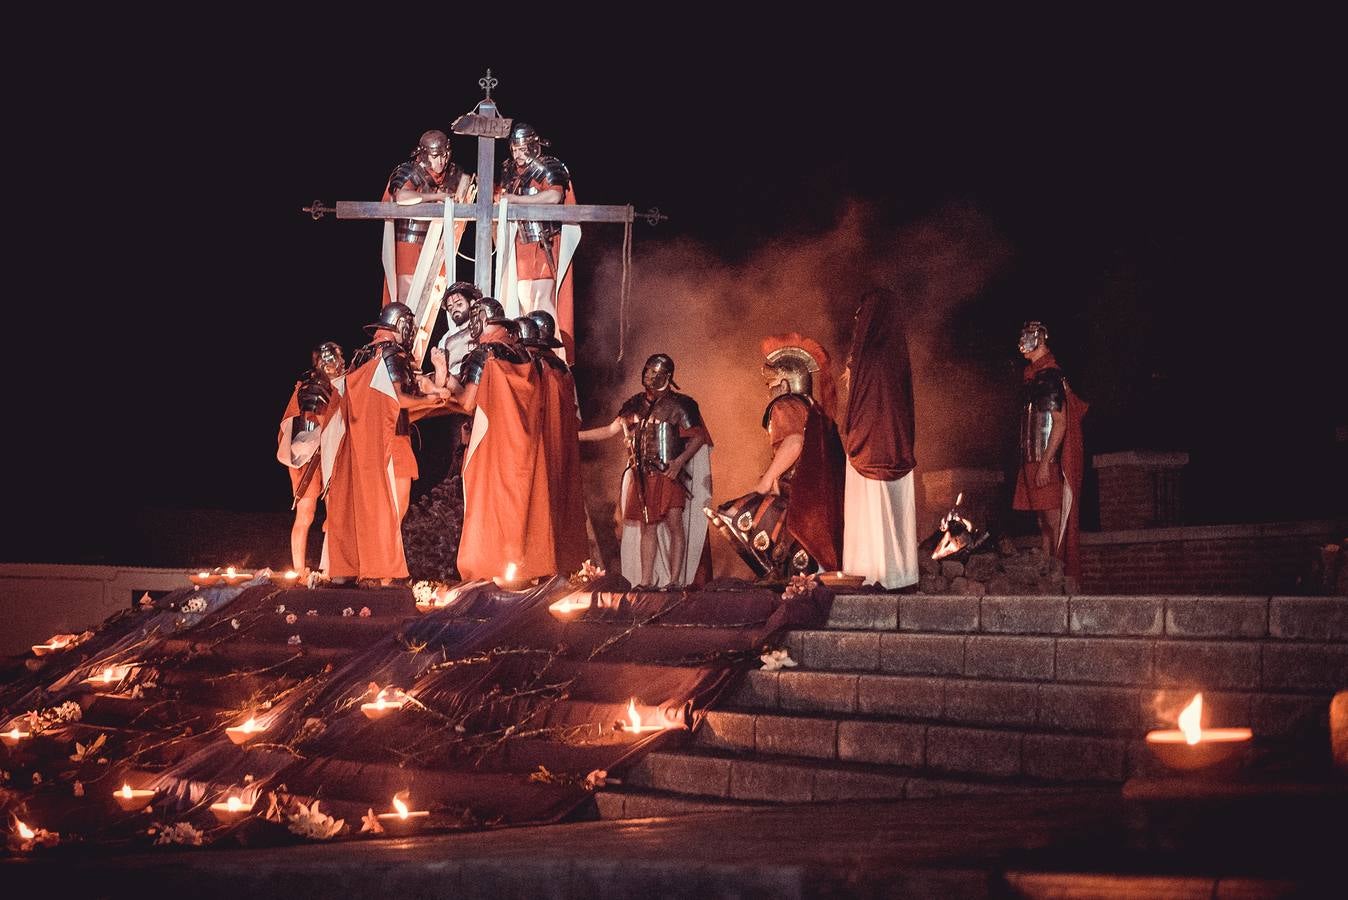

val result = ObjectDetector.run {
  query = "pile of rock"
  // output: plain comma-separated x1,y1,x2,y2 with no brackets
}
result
918,537,1066,596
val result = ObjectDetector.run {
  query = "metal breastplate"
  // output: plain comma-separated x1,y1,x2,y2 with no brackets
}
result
1021,369,1066,462
391,162,457,244
509,157,568,244
623,394,689,471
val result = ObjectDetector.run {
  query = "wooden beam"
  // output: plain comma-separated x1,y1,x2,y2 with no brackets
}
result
335,201,634,224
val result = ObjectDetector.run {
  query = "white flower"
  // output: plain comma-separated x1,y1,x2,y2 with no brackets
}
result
287,634,302,646
155,822,204,846
341,607,354,617
306,609,318,617
411,581,435,603
230,618,241,630
286,800,345,840
759,648,798,671
182,597,207,614
275,605,286,614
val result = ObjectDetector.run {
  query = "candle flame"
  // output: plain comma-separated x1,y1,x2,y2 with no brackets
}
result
1179,693,1203,745
393,795,410,819
16,819,35,840
226,566,237,577
102,666,115,682
284,570,298,580
197,571,209,578
5,728,22,739
121,783,133,798
955,492,964,506
505,562,517,582
627,698,641,732
227,796,243,811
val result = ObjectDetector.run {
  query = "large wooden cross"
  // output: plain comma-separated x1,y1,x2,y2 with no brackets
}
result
314,70,657,364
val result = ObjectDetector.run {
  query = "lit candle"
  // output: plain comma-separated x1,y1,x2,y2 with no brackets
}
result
1145,693,1253,771
1,726,32,747
225,716,266,745
494,562,527,589
361,687,408,720
547,592,592,619
375,793,429,834
85,664,132,686
112,782,156,811
189,570,221,586
31,635,72,656
209,794,252,824
620,698,667,734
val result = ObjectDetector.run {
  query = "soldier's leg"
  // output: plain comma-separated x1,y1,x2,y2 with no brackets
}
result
290,474,323,573
664,507,687,587
639,520,658,587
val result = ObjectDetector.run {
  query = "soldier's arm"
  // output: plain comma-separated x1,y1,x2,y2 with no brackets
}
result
1036,410,1067,486
578,418,622,441
664,432,707,479
756,435,804,495
503,187,563,205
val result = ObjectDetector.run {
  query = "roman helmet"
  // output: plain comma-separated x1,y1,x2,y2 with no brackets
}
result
311,341,346,380
365,302,416,350
641,353,677,392
1018,321,1049,354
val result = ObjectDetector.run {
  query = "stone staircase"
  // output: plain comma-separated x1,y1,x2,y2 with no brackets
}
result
595,593,1348,817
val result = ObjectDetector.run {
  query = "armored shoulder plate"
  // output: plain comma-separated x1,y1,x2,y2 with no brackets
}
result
537,350,570,373
457,342,529,385
386,160,420,196
296,370,333,415
666,392,704,430
618,392,648,421
534,156,570,191
761,392,810,430
380,341,420,395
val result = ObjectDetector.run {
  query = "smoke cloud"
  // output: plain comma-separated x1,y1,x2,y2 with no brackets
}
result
575,201,1015,575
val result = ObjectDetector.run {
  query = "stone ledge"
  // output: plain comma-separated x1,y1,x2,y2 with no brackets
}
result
1092,451,1191,469
1079,518,1345,546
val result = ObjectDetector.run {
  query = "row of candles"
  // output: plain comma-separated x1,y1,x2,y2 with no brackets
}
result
190,567,301,587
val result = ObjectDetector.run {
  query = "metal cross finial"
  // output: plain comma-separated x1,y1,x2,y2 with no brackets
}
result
479,69,498,99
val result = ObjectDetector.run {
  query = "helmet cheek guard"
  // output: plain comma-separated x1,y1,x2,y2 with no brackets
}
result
1018,321,1049,354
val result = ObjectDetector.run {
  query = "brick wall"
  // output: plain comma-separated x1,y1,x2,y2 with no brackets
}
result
1080,520,1345,595
1093,451,1188,530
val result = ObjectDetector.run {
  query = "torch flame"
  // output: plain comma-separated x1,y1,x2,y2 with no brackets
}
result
16,819,35,840
121,783,133,798
955,492,964,506
627,698,642,732
227,796,243,811
392,794,410,819
1178,693,1203,745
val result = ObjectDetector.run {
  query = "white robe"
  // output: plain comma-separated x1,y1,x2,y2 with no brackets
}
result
842,464,919,589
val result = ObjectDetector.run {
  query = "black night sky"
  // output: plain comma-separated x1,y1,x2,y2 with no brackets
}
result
10,13,1344,565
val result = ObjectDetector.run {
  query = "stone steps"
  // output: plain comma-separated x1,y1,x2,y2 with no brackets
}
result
727,670,1329,738
596,593,1346,820
780,629,1348,694
821,593,1348,641
624,747,1084,804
